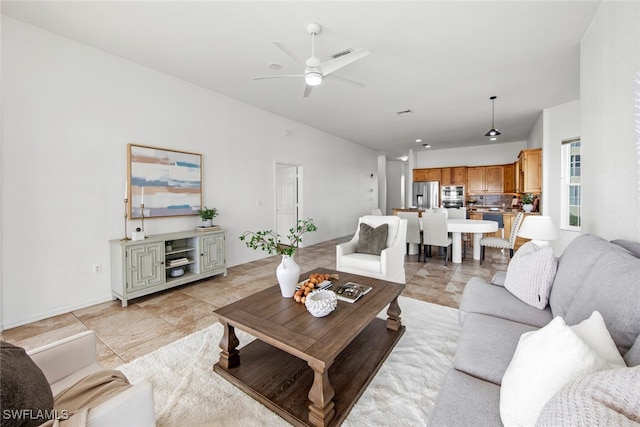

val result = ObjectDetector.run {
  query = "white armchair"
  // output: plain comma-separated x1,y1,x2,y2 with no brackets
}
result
336,215,408,284
27,331,156,427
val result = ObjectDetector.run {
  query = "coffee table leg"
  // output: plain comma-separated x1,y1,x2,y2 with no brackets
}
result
307,360,335,427
218,321,240,369
386,296,402,331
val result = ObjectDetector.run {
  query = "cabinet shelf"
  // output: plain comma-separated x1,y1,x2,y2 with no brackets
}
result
166,246,196,256
165,260,195,270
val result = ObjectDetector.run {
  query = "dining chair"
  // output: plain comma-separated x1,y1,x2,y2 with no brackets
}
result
483,212,505,239
422,212,452,266
370,208,383,215
397,211,422,261
480,212,524,264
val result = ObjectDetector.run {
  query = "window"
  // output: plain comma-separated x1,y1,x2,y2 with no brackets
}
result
561,137,581,230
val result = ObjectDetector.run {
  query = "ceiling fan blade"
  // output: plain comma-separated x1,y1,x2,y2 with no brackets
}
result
303,84,314,98
273,41,304,66
320,48,370,76
325,73,366,88
253,74,303,80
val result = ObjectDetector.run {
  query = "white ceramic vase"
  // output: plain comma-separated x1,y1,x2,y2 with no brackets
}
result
276,255,300,298
523,204,534,213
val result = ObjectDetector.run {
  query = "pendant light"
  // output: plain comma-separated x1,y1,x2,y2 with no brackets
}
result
484,96,501,139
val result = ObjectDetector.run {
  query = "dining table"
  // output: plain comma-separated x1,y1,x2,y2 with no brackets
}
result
419,217,499,263
446,219,499,263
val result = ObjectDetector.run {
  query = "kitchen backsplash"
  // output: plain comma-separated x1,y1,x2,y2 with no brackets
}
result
468,194,518,208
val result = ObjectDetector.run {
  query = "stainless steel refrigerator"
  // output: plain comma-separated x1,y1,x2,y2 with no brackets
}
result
412,181,440,209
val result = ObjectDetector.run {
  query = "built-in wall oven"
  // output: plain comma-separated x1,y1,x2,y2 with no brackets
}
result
441,185,465,208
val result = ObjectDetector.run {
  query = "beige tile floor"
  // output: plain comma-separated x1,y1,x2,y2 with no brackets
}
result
1,237,509,368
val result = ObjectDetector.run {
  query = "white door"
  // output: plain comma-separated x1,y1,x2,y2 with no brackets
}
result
275,164,298,241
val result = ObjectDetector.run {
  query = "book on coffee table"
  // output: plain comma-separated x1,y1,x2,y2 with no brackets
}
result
335,282,373,303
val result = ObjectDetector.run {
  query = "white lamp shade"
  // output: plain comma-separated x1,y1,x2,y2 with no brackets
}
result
517,216,559,241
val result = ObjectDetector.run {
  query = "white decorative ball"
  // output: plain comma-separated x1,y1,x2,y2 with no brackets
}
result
305,289,338,317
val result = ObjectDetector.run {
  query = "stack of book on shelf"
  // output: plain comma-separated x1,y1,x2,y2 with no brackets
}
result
196,225,221,231
335,282,373,303
168,257,189,267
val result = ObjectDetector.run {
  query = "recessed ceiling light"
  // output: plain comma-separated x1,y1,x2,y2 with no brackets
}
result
416,139,422,143
268,63,282,70
422,143,431,148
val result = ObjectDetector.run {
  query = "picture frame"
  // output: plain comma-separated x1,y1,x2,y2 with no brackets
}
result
127,143,202,219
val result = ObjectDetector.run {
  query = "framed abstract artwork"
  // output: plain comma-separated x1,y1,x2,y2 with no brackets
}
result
127,144,202,218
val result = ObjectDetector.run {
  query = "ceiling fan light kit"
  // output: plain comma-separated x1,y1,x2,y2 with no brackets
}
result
484,96,501,138
253,22,370,98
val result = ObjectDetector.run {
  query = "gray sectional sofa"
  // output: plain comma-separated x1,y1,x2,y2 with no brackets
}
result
429,234,640,426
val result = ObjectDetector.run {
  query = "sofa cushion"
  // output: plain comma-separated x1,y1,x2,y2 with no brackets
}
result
459,277,553,327
611,239,640,258
454,313,538,385
536,366,640,426
428,369,502,427
355,223,388,255
0,341,54,427
504,242,557,309
500,316,612,427
549,234,612,317
625,335,640,367
563,242,640,355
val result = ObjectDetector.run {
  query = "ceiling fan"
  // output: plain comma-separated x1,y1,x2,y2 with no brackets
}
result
253,22,370,98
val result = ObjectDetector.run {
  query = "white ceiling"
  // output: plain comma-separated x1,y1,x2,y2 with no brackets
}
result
1,1,601,158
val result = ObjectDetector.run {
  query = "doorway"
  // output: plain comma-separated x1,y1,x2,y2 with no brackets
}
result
275,163,300,241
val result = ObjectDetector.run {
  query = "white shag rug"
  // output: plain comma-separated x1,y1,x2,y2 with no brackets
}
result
118,296,461,426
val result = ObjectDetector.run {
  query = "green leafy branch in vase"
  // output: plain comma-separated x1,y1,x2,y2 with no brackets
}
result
239,218,317,257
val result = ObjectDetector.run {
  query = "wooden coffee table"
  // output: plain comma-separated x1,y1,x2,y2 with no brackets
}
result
213,268,405,427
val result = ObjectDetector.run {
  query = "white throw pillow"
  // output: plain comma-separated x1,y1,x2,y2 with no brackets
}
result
571,311,626,369
500,315,612,427
504,242,558,309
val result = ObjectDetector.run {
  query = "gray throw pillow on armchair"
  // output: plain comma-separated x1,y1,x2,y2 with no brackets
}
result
355,223,388,255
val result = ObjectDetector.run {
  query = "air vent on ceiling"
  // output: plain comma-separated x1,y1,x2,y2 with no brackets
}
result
396,109,413,116
332,48,354,59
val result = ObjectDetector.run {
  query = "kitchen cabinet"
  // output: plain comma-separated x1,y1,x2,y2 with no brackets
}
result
503,163,516,193
441,167,467,186
517,149,542,193
413,168,441,182
467,166,504,193
110,229,227,307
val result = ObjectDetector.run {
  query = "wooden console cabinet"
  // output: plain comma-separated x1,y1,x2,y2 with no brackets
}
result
110,229,227,307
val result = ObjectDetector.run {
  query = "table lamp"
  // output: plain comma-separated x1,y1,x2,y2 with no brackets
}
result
517,216,559,248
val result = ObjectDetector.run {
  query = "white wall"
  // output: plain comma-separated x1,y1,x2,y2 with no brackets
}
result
580,1,640,241
526,114,544,150
385,160,404,213
540,100,581,254
415,141,526,168
0,17,378,329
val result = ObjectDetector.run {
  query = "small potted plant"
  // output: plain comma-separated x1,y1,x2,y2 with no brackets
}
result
198,206,218,227
521,193,535,212
240,218,317,297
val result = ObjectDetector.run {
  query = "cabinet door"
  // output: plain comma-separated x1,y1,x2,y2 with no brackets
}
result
126,242,164,291
467,167,485,193
523,149,542,193
503,164,516,193
200,234,225,272
441,168,453,186
452,167,467,185
485,166,504,192
425,168,442,181
413,169,426,182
